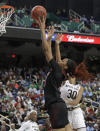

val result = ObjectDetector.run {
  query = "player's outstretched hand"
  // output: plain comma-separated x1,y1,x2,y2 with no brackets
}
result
38,15,46,32
46,26,54,41
55,34,63,45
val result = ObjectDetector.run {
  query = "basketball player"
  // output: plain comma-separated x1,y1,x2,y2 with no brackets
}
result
18,110,40,131
59,62,93,131
54,33,94,131
38,16,72,131
60,77,86,131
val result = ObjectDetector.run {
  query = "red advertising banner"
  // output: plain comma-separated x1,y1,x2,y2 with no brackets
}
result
59,34,100,45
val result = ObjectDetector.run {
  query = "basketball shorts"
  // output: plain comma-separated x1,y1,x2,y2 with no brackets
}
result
68,107,86,129
48,102,69,129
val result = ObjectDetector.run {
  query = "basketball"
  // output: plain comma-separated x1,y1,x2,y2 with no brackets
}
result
31,5,47,22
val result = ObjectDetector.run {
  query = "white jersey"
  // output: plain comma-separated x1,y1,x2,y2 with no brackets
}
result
18,120,39,131
60,80,80,108
60,80,86,129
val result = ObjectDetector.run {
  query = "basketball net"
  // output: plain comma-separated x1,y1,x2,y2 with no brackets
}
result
0,5,14,36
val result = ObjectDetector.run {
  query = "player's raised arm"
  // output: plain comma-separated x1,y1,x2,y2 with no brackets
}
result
38,17,53,63
46,26,54,57
46,26,54,46
55,34,63,63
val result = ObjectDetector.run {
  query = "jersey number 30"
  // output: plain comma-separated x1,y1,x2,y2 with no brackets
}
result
67,89,77,99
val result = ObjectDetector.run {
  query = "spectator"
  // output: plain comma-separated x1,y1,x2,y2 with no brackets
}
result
61,8,67,20
55,8,61,16
16,113,23,126
74,16,80,23
95,106,100,118
1,121,7,131
94,123,99,131
31,22,39,28
90,16,95,24
1,125,6,131
43,118,52,131
9,123,17,131
80,15,88,23
88,88,93,99
86,122,94,131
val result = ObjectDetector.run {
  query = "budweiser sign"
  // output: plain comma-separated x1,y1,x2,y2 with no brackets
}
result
58,34,100,45
67,35,94,43
43,33,100,44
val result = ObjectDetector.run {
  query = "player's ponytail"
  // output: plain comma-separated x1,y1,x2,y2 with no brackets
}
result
75,62,94,81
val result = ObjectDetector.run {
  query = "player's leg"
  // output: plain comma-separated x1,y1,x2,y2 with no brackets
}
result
53,128,65,131
48,102,70,131
72,108,86,130
66,110,73,131
52,124,73,131
65,123,72,131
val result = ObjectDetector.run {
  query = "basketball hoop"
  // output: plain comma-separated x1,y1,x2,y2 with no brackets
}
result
0,5,14,36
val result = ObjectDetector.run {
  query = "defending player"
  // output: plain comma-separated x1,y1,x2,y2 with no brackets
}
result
60,61,93,131
54,33,93,131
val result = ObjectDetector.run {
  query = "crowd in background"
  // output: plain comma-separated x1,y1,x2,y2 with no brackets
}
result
0,66,100,131
6,5,100,35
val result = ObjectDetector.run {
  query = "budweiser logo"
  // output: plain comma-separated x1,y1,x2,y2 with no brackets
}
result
67,35,94,43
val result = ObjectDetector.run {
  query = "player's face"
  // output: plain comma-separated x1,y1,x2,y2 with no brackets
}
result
58,58,68,69
68,76,76,84
61,58,68,69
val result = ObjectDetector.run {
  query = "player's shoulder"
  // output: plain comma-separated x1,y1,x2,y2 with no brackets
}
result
75,83,80,87
65,80,70,85
73,83,82,92
61,80,69,88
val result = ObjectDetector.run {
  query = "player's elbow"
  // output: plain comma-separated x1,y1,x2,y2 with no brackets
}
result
45,52,53,63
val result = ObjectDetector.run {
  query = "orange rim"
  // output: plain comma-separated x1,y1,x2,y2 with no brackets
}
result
0,5,14,15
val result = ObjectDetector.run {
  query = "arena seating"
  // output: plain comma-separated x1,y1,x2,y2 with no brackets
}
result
6,7,100,34
0,67,100,130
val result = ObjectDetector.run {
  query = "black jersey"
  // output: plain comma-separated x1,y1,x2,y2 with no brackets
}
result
44,59,65,108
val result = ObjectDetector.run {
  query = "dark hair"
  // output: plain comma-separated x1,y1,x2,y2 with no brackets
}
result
66,59,77,76
66,59,93,81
